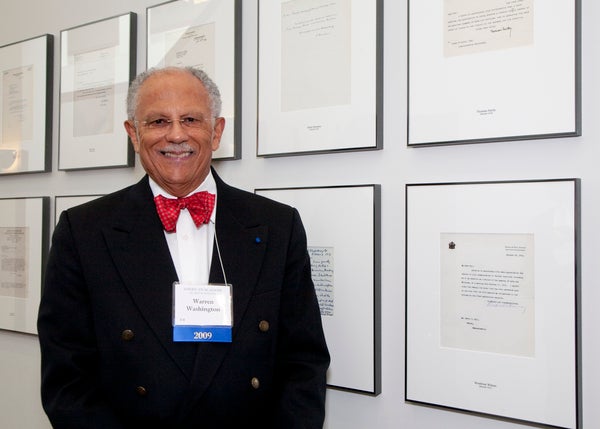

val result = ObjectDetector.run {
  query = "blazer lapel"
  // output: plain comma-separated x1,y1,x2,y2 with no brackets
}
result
101,176,198,378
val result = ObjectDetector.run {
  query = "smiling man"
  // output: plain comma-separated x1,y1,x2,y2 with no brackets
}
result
38,66,330,428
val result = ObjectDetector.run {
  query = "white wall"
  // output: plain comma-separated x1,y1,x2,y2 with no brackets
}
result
0,0,598,428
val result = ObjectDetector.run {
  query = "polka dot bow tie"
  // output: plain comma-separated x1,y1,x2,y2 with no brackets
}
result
154,192,215,233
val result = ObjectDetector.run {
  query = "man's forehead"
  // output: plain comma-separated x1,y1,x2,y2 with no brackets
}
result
137,75,209,106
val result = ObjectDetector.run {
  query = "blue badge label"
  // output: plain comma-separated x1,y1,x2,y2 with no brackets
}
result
173,325,232,342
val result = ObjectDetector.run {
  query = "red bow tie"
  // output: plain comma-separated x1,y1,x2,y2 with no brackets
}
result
154,192,215,232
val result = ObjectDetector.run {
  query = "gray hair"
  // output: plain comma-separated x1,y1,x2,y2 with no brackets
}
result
126,66,222,120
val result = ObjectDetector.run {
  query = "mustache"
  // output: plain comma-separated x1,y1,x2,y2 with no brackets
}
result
160,143,195,153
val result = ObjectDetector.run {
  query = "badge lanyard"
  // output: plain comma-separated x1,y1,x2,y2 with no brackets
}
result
172,223,233,342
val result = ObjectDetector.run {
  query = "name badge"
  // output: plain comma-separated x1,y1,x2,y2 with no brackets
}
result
172,282,233,342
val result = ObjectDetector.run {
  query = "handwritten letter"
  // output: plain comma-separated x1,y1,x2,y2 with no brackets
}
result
308,246,334,316
281,0,351,111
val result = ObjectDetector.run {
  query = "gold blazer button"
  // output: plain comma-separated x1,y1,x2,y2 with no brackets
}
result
121,329,134,341
258,320,270,332
136,386,148,396
251,377,260,389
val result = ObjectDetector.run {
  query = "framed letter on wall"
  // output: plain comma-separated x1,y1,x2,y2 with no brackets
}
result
408,1,581,146
0,197,49,334
0,34,53,175
59,13,136,170
405,179,581,428
257,0,383,157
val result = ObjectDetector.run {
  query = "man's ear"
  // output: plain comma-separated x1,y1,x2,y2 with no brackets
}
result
124,120,140,152
211,117,226,151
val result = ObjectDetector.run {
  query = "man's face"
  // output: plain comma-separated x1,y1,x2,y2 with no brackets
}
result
124,70,225,197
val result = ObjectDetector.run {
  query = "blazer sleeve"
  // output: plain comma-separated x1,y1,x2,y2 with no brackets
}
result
274,209,330,428
37,211,127,429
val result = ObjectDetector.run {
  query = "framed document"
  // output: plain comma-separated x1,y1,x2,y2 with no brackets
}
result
54,194,103,225
147,0,241,160
256,185,381,395
0,197,50,334
408,1,581,146
405,179,581,428
59,13,136,170
0,34,53,175
257,0,383,157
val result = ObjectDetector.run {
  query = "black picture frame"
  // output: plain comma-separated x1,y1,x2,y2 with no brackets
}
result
0,196,50,334
407,1,581,146
58,13,136,170
257,0,383,157
0,34,53,175
405,179,581,428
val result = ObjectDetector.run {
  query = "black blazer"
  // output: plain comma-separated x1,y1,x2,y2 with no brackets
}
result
38,169,329,428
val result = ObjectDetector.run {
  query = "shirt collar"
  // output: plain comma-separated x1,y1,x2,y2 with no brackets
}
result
148,170,217,199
